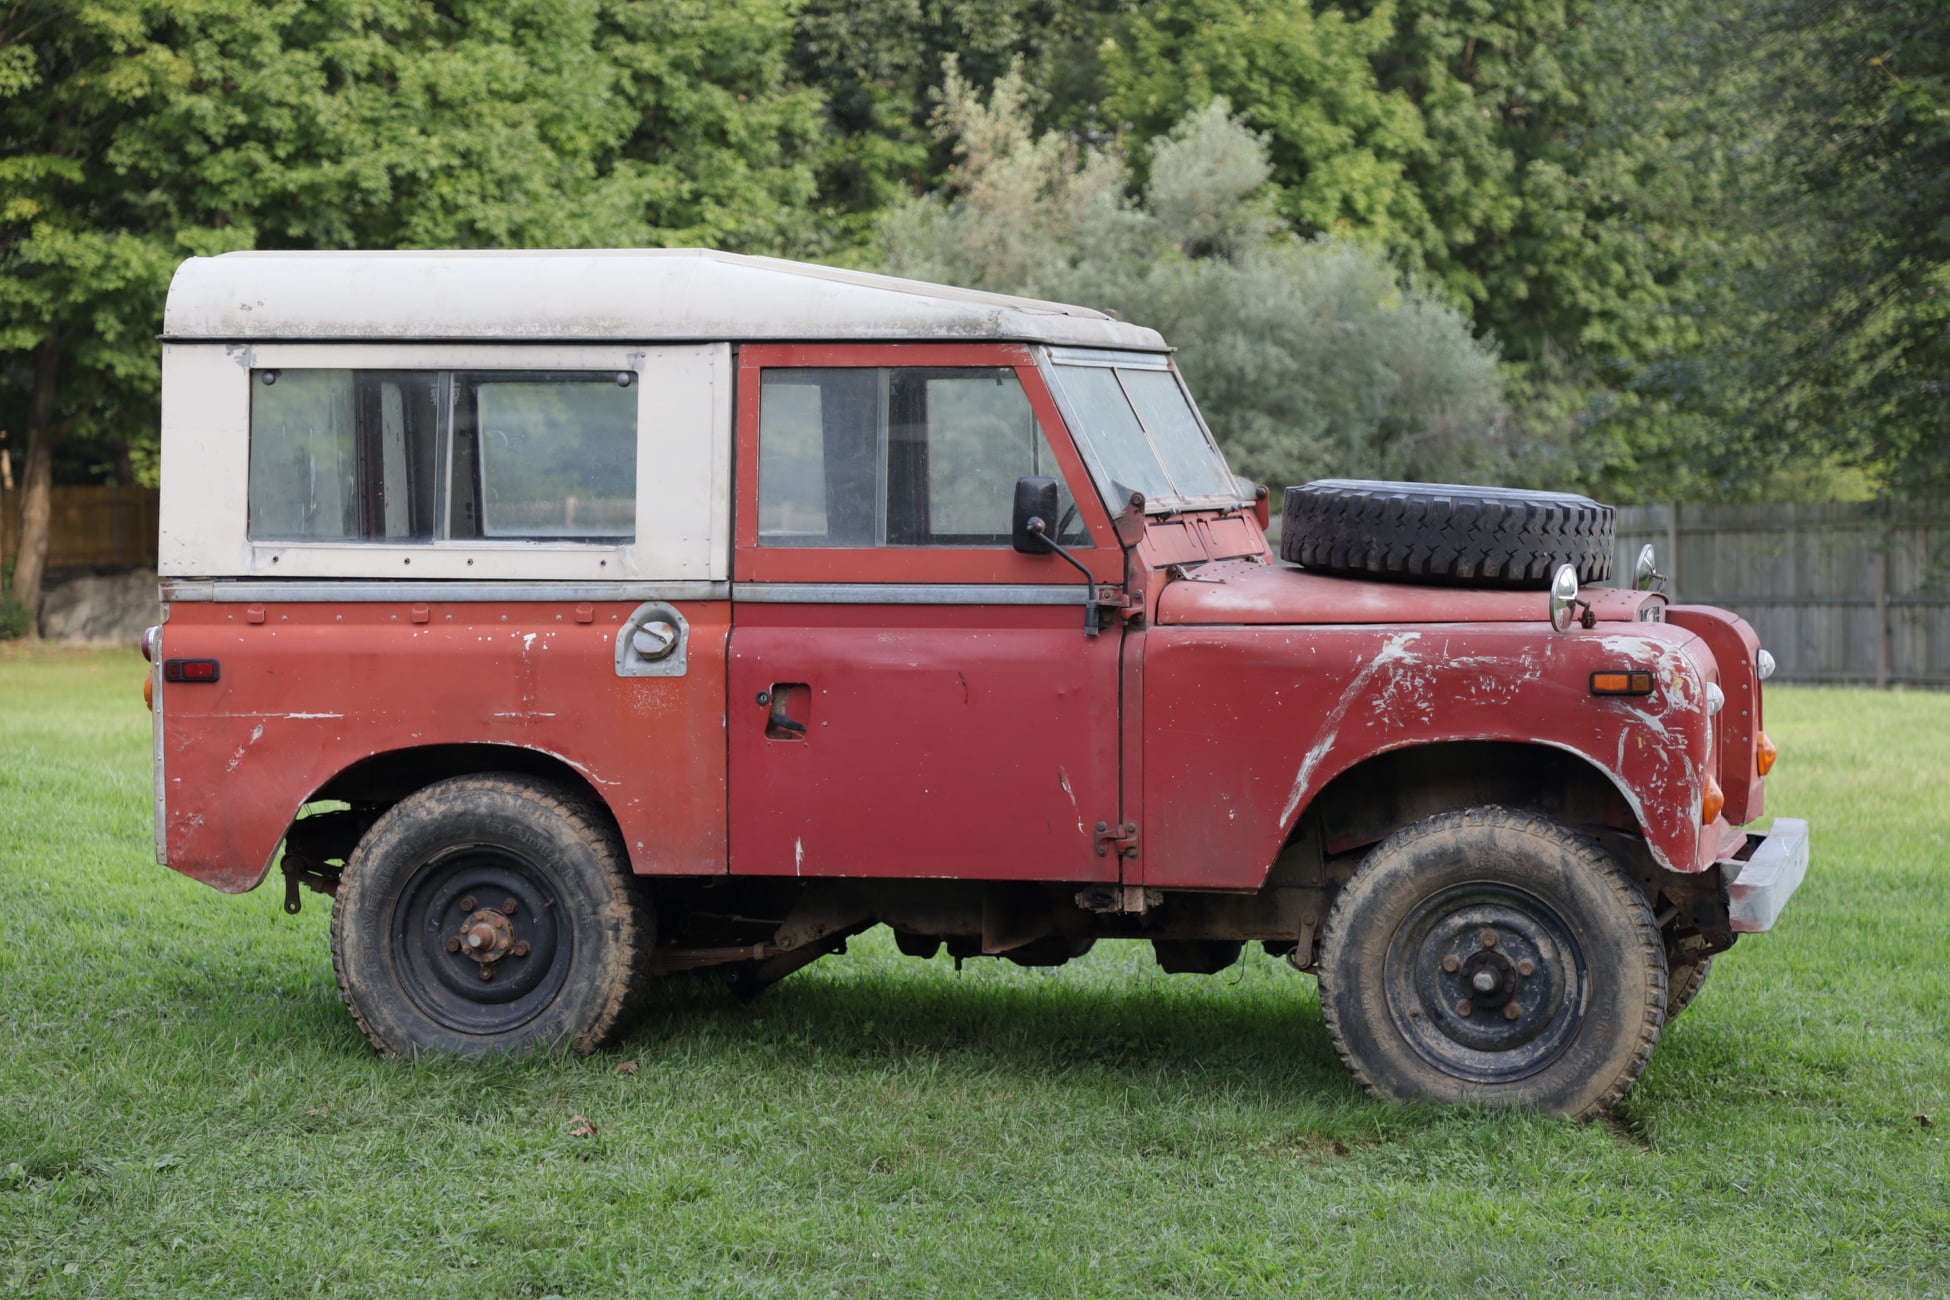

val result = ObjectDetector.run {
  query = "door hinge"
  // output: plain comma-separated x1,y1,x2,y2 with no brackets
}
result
1094,820,1138,859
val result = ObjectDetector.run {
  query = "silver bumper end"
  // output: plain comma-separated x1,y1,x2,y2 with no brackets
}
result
1726,817,1811,933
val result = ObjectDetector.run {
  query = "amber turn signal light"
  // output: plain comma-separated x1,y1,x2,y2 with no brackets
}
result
1701,774,1725,825
1590,670,1655,696
1756,730,1778,776
143,674,154,711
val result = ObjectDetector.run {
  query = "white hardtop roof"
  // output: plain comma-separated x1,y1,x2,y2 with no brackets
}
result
163,248,1168,351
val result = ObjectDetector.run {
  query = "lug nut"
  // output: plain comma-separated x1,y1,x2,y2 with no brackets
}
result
1456,1000,1474,1017
1503,1001,1522,1020
478,966,494,981
1442,955,1461,973
1480,929,1498,948
512,940,531,958
1517,959,1536,977
461,895,478,912
1472,970,1498,994
445,937,461,953
501,898,519,915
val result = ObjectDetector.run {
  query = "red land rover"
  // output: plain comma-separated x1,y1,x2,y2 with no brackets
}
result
146,249,1808,1118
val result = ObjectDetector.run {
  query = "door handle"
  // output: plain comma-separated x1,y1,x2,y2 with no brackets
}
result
757,684,810,740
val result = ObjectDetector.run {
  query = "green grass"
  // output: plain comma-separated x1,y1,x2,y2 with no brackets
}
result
2,646,1946,1298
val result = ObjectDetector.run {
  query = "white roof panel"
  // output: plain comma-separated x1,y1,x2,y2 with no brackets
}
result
163,248,1167,350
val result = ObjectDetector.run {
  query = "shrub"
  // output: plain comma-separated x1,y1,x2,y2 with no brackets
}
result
878,73,1517,489
0,594,32,640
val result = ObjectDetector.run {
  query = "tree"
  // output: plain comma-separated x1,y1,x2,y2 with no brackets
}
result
880,73,1513,490
1720,0,1950,497
0,0,825,625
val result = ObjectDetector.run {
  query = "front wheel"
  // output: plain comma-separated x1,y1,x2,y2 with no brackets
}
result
331,775,646,1057
1317,807,1666,1119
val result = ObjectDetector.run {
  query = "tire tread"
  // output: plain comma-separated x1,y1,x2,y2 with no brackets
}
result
330,773,646,1057
1316,805,1665,1120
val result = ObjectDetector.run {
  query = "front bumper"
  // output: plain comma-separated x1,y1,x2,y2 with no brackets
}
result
1725,818,1811,933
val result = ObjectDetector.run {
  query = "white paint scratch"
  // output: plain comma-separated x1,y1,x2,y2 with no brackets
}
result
1058,766,1083,834
224,724,265,773
794,836,805,876
1280,632,1423,825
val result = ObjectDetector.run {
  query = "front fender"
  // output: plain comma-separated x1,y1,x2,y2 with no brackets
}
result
1138,622,1721,889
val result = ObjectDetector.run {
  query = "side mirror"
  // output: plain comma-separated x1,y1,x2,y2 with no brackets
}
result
1012,476,1060,554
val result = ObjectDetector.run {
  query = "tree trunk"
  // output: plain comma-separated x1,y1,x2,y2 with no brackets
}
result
10,338,60,634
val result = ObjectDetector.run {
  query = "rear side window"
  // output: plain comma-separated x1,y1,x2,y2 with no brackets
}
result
248,369,636,542
756,366,1084,548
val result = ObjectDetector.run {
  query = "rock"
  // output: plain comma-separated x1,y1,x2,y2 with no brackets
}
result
40,569,161,646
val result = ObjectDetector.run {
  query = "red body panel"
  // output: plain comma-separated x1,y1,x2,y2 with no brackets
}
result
726,603,1122,881
1156,559,1653,627
1138,619,1721,887
1666,605,1767,827
158,599,730,892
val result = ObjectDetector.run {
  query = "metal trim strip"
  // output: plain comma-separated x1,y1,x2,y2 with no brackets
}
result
163,579,730,604
734,582,1107,606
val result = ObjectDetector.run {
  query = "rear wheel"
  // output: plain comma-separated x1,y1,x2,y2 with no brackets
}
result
331,775,645,1057
1317,807,1666,1119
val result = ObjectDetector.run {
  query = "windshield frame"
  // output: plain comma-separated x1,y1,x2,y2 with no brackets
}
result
1038,346,1248,516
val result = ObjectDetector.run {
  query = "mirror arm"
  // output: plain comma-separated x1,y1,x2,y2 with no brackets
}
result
1028,517,1100,638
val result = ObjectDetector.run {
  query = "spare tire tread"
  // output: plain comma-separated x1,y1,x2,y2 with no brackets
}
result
1281,479,1613,588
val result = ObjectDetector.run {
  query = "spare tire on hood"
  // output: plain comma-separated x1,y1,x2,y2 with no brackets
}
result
1280,479,1613,589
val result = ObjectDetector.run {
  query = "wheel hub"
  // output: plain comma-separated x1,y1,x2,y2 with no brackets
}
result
1386,884,1587,1084
456,905,517,968
394,850,566,1030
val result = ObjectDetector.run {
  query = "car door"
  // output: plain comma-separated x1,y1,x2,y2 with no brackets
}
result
727,342,1127,882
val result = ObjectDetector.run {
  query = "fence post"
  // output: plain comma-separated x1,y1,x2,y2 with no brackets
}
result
1876,507,1892,689
1665,503,1679,596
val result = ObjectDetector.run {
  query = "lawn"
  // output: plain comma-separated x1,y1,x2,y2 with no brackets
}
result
2,646,1945,1297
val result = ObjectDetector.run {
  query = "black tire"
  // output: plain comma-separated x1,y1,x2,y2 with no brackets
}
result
330,774,646,1057
1665,954,1713,1019
1317,806,1665,1119
1281,479,1614,588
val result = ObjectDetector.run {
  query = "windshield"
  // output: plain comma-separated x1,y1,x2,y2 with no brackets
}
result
1044,351,1241,512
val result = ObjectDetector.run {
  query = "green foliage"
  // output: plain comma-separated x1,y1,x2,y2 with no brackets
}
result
881,76,1514,489
0,0,828,498
787,0,1129,249
4,0,1943,508
1716,0,1950,498
0,593,29,639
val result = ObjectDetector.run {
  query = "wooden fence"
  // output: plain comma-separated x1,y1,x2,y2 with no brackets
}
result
1613,502,1950,688
0,485,160,572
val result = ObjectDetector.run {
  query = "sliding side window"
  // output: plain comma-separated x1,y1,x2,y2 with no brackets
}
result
248,369,636,543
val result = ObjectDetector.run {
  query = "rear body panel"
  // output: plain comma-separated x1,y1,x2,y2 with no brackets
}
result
157,593,730,892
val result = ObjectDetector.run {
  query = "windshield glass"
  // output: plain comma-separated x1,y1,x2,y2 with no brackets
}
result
1045,354,1240,510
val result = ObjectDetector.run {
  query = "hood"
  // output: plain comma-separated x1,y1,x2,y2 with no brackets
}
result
1154,559,1657,626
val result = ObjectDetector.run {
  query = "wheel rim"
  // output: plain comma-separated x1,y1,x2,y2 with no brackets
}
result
390,845,572,1036
1384,882,1587,1084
